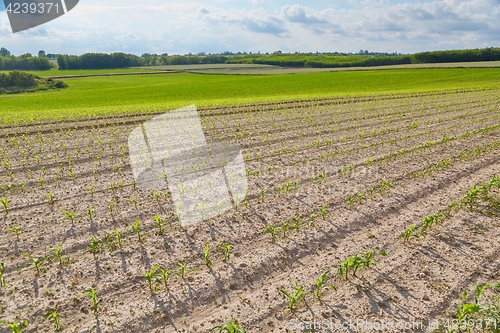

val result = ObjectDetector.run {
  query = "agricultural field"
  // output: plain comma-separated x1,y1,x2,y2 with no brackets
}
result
1,68,500,124
0,81,500,332
138,61,500,75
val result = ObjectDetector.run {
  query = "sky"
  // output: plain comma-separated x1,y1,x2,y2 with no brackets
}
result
0,0,499,56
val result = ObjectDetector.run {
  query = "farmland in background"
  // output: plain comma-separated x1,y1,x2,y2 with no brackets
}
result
0,68,499,332
1,68,499,123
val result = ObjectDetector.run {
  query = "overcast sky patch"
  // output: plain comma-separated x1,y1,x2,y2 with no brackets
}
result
0,0,498,55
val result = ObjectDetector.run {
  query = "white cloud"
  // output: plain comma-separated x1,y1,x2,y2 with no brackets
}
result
0,0,498,55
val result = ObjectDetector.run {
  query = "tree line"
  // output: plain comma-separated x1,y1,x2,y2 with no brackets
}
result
0,54,53,70
56,47,500,70
56,53,229,68
2,46,500,70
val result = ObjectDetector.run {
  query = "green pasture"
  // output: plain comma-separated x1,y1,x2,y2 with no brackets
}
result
0,67,162,77
1,68,499,124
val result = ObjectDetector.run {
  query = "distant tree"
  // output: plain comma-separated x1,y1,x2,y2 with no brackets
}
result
0,47,11,57
57,55,67,69
38,50,46,57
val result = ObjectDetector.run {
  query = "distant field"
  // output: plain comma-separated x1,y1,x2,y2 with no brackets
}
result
136,61,500,75
2,61,499,78
134,64,278,71
0,68,162,77
0,68,499,123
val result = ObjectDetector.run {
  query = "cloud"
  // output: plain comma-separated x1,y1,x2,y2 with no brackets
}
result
198,7,210,15
282,5,326,24
198,7,288,35
115,33,140,40
243,16,287,34
0,0,499,55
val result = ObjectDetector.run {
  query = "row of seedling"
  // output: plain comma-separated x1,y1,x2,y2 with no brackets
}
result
262,206,327,242
346,180,393,209
400,175,500,244
279,249,387,311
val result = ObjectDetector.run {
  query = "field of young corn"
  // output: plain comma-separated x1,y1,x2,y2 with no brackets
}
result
0,88,500,332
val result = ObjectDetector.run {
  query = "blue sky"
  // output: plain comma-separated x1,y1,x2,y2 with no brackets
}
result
0,0,499,56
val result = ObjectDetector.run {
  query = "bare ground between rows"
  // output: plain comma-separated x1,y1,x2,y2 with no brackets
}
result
43,133,500,333
1,129,499,333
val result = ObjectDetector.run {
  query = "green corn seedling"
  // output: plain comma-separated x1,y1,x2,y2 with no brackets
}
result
320,203,327,219
113,228,124,249
158,267,173,291
128,197,138,210
87,185,96,196
0,261,6,287
1,197,8,215
144,264,160,293
87,236,102,256
176,203,183,223
45,192,55,205
80,288,99,317
46,309,62,331
0,320,29,333
202,243,212,268
443,201,461,218
50,242,70,266
22,253,46,275
63,210,77,225
356,190,365,202
131,220,145,243
153,214,169,235
291,215,302,229
38,177,45,188
152,190,161,203
257,190,266,203
309,212,316,226
338,250,387,280
86,205,94,221
309,269,336,301
421,213,444,234
6,226,22,241
279,282,305,310
217,243,232,262
347,195,356,208
452,283,500,332
280,221,298,238
108,199,115,215
262,224,279,242
175,262,195,279
462,185,482,210
103,232,116,252
399,225,419,245
210,320,247,333
380,181,393,194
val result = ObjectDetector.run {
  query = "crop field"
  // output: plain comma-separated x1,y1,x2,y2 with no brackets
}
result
1,80,500,332
1,68,500,124
0,68,164,77
139,61,500,75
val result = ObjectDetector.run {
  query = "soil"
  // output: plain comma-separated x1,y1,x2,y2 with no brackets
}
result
0,88,499,333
